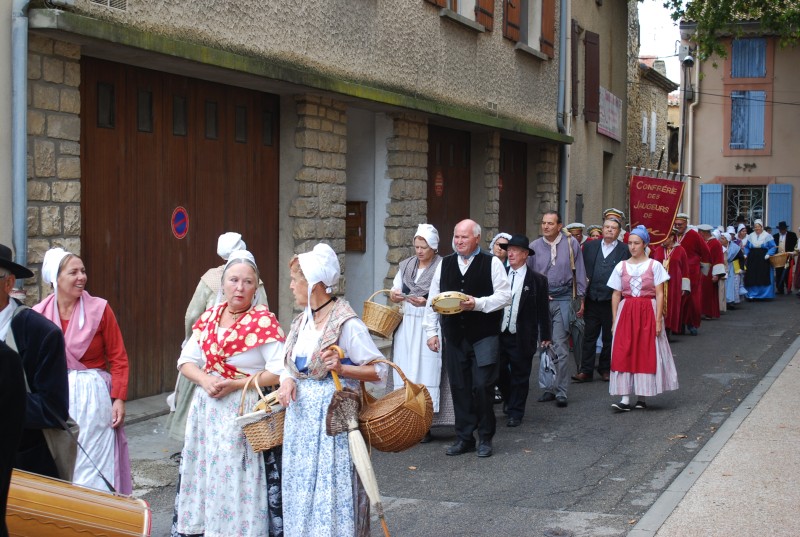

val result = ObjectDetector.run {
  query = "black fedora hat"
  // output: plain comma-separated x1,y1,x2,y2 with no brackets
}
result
777,221,788,230
0,244,34,279
499,234,534,256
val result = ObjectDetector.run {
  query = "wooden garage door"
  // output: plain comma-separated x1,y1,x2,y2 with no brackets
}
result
427,126,470,255
499,139,527,235
81,58,280,399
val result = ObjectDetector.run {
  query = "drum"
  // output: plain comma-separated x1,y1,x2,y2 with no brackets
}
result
431,291,469,315
7,469,151,537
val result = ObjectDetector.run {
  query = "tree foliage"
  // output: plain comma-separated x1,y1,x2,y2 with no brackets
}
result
659,0,800,60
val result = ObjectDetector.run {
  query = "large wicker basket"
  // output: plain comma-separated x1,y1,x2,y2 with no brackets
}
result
769,252,789,268
236,375,284,453
362,289,402,339
359,359,433,452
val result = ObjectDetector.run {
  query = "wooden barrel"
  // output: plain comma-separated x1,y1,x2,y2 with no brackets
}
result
6,469,151,536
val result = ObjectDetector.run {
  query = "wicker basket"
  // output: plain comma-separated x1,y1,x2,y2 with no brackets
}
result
362,289,402,339
236,375,284,453
769,252,789,268
359,359,433,452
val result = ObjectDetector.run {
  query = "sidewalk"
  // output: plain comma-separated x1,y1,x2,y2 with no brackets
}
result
630,334,800,537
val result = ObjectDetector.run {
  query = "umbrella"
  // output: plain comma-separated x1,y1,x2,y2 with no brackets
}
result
326,345,391,537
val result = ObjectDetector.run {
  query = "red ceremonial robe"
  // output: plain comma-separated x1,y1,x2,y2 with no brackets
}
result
702,238,726,319
676,229,711,330
651,244,690,334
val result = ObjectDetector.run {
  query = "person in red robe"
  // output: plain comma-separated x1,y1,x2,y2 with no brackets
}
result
697,225,727,320
673,214,711,335
650,229,690,335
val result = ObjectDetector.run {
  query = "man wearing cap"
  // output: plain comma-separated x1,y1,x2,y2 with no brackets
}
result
697,224,727,319
604,208,629,243
495,235,551,427
674,214,711,335
772,221,797,294
425,220,511,457
572,217,630,383
565,223,587,245
528,211,587,407
0,244,69,479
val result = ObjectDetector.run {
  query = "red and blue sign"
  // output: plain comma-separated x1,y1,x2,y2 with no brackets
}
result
171,206,189,239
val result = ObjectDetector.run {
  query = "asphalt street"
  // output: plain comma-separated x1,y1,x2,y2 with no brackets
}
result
128,293,800,537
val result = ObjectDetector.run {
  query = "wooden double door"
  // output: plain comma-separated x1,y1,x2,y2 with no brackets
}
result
81,58,280,399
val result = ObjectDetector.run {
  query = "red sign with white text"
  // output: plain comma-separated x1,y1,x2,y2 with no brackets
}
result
629,175,685,246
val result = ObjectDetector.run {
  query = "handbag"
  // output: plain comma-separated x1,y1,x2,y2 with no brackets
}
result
538,345,559,392
236,374,284,453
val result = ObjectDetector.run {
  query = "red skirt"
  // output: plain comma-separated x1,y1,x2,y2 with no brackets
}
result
611,296,657,374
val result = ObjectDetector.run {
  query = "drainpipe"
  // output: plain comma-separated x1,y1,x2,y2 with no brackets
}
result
685,55,701,219
11,0,30,280
556,0,570,219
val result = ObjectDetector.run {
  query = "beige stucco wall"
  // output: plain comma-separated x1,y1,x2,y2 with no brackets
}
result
566,0,628,226
0,0,12,247
686,40,800,227
67,0,560,134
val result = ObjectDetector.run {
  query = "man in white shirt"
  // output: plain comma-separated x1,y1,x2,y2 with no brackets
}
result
424,220,510,458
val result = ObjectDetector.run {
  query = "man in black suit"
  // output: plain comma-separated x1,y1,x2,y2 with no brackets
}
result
572,218,630,382
0,341,25,537
773,221,797,294
0,244,69,479
496,235,552,427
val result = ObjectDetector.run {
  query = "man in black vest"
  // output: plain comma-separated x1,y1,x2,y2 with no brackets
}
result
0,244,69,479
572,218,630,382
773,221,797,294
424,220,511,458
496,235,551,427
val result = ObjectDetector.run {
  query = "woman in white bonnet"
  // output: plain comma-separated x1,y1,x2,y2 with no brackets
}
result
32,247,132,493
168,231,269,443
277,243,386,537
389,224,453,441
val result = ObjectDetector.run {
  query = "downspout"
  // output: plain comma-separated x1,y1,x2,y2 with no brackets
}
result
556,0,570,218
685,56,701,219
11,0,30,282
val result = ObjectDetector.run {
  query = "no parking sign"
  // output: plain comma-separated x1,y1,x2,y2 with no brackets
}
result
171,206,189,239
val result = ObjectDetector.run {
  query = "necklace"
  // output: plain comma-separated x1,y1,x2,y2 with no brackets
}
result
227,307,249,322
311,296,335,315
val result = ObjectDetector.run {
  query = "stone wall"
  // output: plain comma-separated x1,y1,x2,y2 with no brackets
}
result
25,35,82,302
535,144,560,220
482,132,501,240
383,113,428,289
288,94,349,290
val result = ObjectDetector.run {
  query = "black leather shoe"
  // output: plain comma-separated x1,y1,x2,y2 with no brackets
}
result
556,396,568,407
506,417,522,427
476,440,493,458
537,392,556,402
419,431,433,443
611,402,632,412
445,440,476,456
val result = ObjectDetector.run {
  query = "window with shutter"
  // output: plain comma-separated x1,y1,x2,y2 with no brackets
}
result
731,38,767,78
540,0,555,58
571,19,581,115
767,184,793,229
730,90,766,150
503,0,521,41
723,37,772,156
699,184,724,227
475,0,494,30
584,31,600,122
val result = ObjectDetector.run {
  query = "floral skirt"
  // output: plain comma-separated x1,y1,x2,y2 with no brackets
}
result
175,387,282,537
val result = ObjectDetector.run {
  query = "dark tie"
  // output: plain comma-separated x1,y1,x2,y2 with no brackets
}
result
505,270,516,332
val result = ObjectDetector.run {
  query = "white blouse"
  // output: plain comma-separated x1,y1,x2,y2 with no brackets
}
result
607,259,669,297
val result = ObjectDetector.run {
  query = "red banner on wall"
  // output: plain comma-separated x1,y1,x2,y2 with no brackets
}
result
629,175,686,246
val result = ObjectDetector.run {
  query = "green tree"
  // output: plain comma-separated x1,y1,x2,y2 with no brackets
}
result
660,0,800,60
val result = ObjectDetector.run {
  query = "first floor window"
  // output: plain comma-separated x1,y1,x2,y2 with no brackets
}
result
730,90,765,150
725,185,765,227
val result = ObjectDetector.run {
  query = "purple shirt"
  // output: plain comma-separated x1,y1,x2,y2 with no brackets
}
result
527,235,587,298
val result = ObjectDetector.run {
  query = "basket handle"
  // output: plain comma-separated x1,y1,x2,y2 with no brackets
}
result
238,374,273,416
358,358,419,409
366,289,392,303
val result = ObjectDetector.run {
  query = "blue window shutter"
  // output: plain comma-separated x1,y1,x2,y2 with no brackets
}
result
732,38,766,78
767,184,793,229
730,90,765,150
699,184,723,227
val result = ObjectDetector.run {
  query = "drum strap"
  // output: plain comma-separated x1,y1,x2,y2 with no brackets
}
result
8,305,117,493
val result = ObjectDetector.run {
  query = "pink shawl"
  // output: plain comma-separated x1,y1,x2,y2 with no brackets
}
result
33,291,108,371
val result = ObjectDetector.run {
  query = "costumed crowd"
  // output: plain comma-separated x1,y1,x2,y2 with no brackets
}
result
1,209,796,537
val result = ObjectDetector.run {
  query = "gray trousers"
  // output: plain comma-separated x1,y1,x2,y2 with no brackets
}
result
546,300,579,398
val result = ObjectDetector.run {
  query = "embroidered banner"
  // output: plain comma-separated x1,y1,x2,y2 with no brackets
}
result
629,175,686,245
